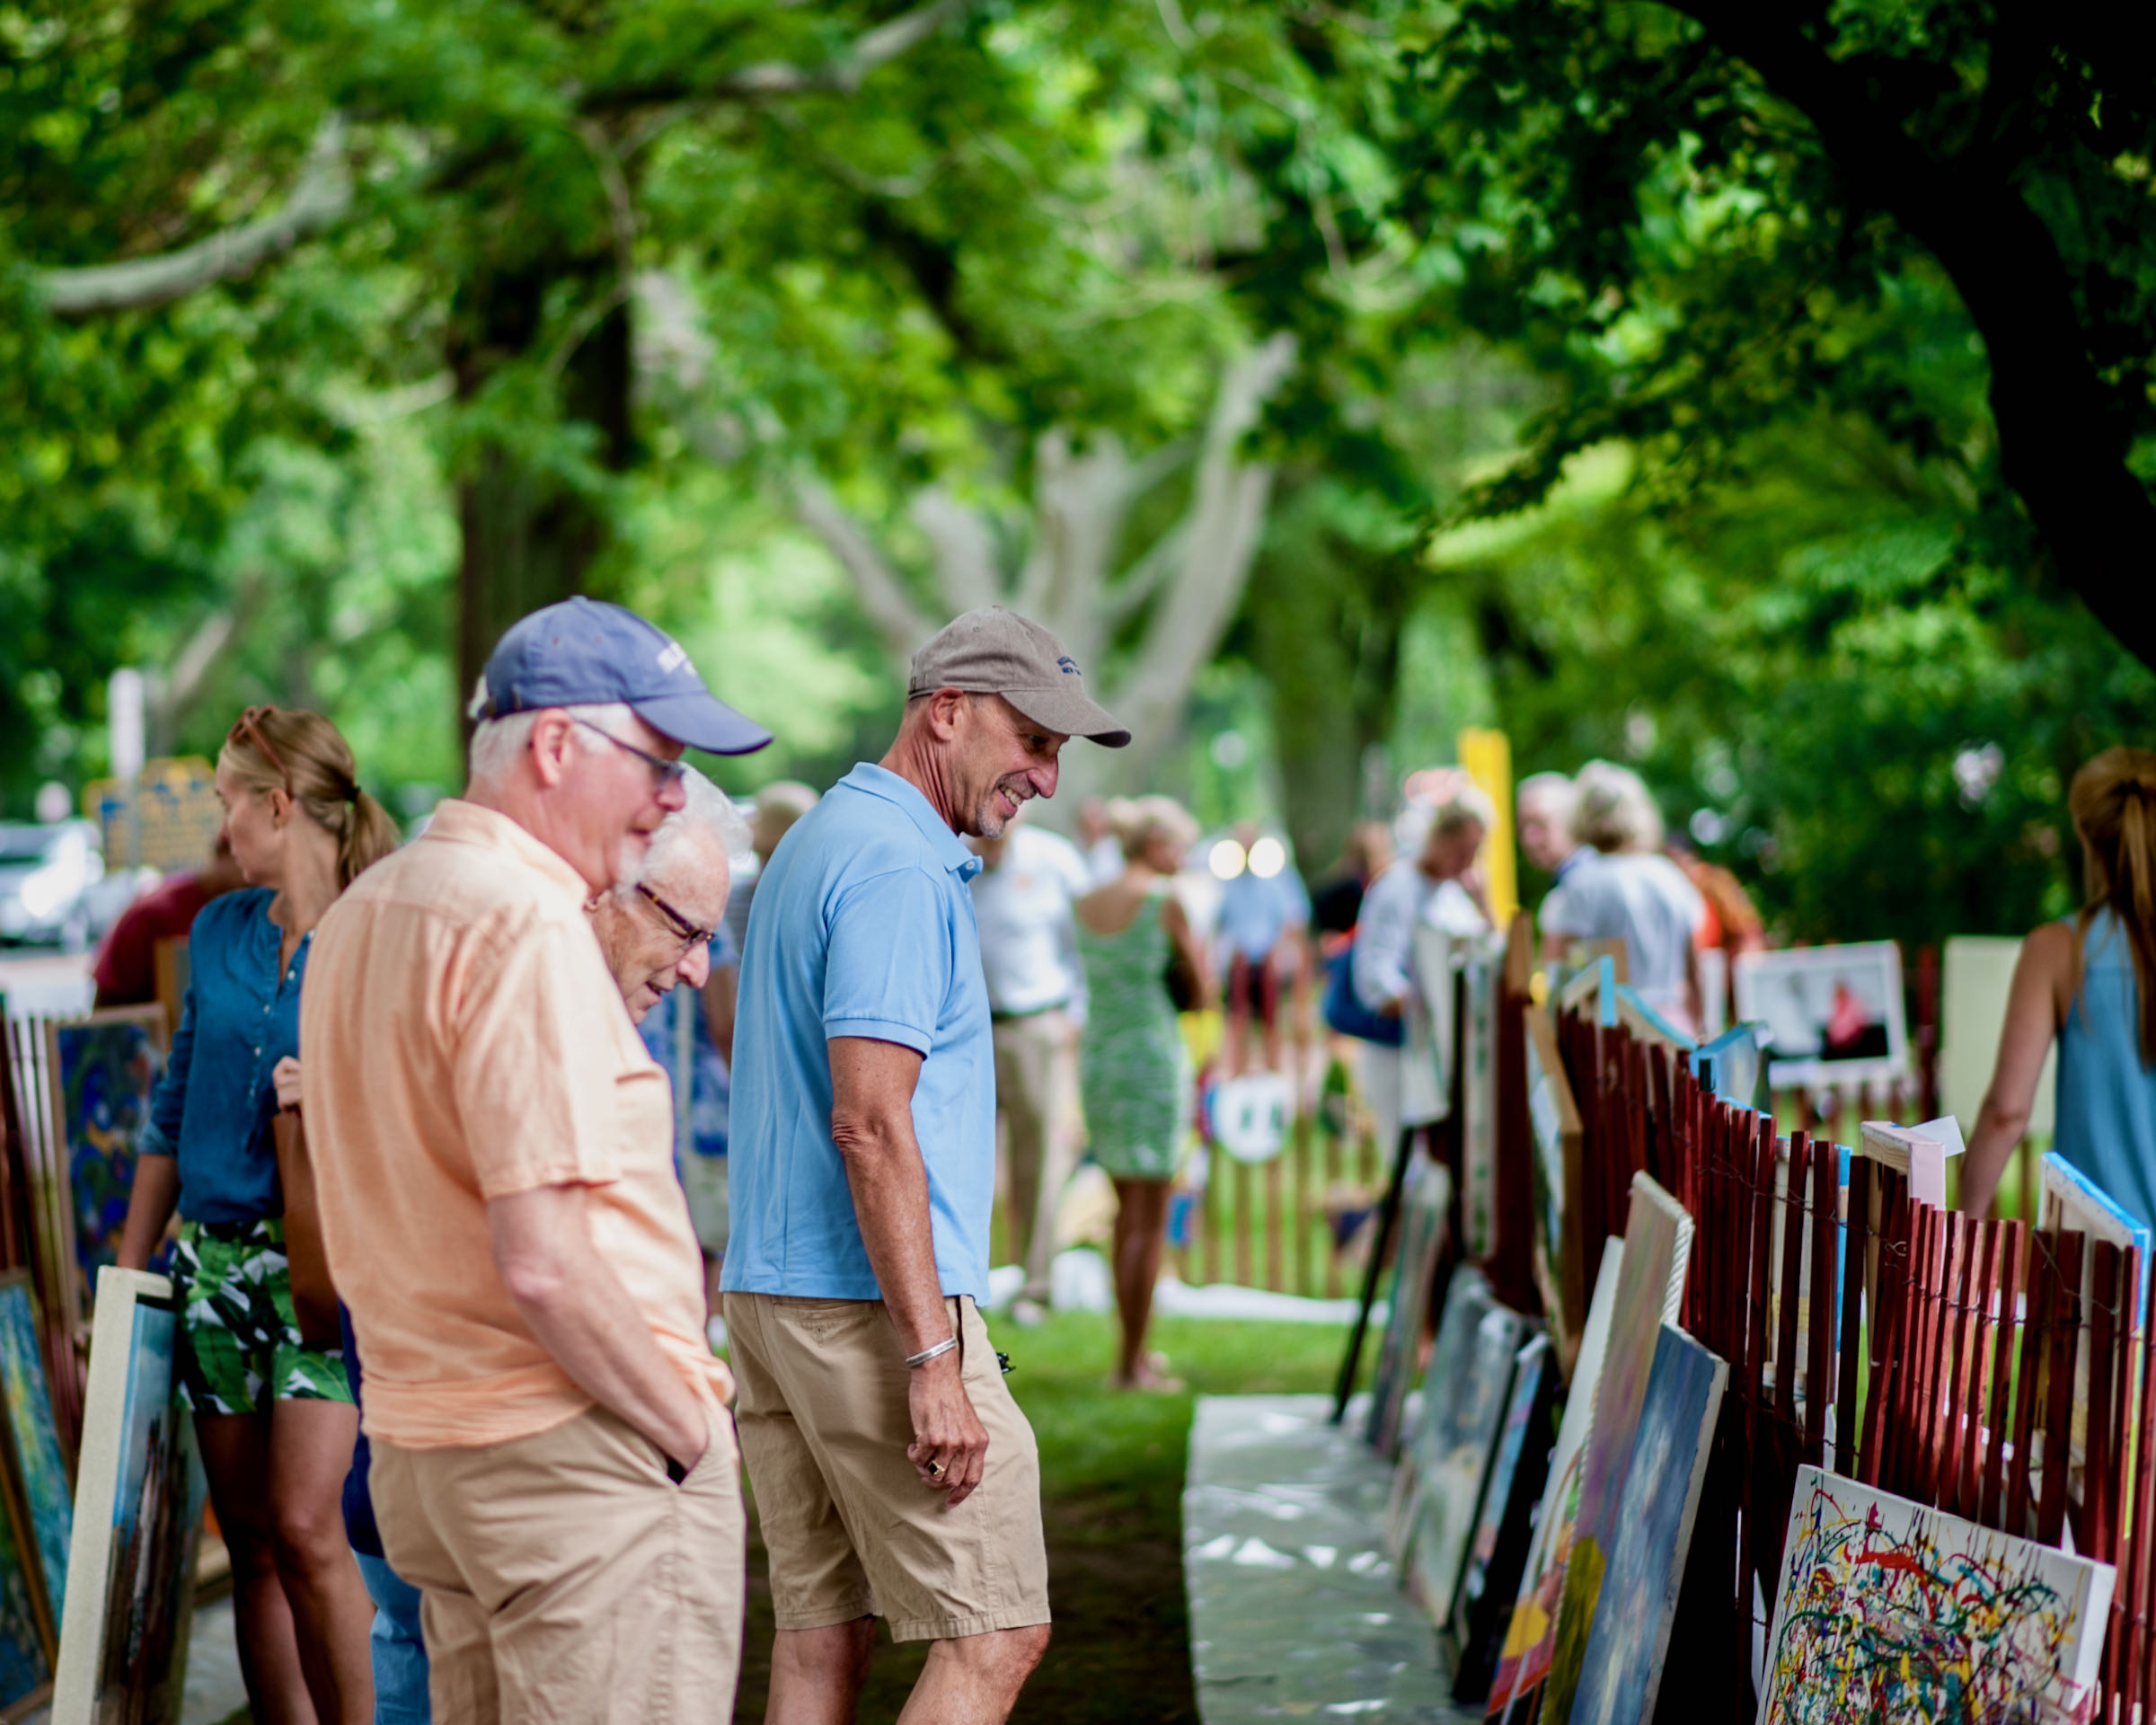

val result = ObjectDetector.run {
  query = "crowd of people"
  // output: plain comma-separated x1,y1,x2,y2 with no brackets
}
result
82,580,2156,1723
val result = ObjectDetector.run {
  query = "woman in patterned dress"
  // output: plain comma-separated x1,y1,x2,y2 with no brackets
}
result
1076,796,1210,1390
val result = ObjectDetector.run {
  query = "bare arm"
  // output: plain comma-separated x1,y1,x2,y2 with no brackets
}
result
488,1184,711,1470
116,1154,181,1272
1960,922,2074,1216
828,1034,989,1505
703,965,738,1066
1162,895,1215,1012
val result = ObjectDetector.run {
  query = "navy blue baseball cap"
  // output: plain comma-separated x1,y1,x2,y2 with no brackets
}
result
479,597,772,756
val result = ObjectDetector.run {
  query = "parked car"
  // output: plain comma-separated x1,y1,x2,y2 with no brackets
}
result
0,820,106,951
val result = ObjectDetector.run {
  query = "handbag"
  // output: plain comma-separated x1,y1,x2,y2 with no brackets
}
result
1323,940,1403,1046
272,1112,344,1352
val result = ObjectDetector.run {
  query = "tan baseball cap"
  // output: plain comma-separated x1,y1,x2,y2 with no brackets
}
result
908,606,1132,748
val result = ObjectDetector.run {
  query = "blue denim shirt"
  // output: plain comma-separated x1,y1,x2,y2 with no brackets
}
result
139,888,309,1225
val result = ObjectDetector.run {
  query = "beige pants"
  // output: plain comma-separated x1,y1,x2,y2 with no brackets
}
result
724,1293,1050,1642
372,1402,745,1724
993,1009,1079,1299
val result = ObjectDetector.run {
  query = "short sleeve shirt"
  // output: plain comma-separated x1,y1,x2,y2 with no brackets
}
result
722,763,993,1304
300,800,727,1450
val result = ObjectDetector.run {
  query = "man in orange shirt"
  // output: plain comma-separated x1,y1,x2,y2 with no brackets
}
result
301,597,770,1722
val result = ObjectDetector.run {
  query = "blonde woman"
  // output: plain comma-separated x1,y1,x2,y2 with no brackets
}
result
1963,748,2156,1228
1075,795,1210,1390
118,706,397,1725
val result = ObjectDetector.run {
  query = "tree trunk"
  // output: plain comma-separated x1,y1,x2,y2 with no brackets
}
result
451,261,633,718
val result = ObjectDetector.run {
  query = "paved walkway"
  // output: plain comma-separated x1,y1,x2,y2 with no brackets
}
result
1183,1393,1480,1723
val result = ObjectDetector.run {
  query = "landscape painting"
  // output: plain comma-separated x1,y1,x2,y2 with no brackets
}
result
1761,1465,2114,1725
0,1275,68,1633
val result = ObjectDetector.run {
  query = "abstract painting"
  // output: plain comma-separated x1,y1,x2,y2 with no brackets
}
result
1525,1174,1692,1725
1761,1464,2115,1724
1452,1333,1556,1705
0,1275,68,1636
1568,1324,1727,1725
44,1010,166,1305
1405,1277,1528,1628
0,1482,49,1715
51,1269,206,1725
1488,1243,1624,1721
1366,1150,1450,1458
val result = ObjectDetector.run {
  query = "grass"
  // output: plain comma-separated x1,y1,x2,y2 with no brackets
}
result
732,1309,1365,1724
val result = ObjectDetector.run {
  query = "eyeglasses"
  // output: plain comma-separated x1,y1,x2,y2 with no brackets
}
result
227,705,294,795
636,882,716,950
572,717,686,792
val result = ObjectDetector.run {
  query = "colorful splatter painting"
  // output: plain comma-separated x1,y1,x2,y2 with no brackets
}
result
1568,1324,1727,1725
0,1274,70,1632
1762,1464,2115,1725
48,1011,165,1296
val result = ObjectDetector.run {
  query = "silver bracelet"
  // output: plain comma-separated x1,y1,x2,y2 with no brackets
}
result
906,1336,959,1369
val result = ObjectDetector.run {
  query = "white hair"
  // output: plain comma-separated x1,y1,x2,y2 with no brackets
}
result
635,766,752,897
1516,771,1577,821
1431,784,1497,838
464,677,638,790
1572,759,1666,854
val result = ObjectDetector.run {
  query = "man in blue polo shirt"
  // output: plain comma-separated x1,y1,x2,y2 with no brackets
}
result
724,606,1128,1724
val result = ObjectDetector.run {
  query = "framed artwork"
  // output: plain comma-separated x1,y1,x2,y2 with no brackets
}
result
1732,942,1908,1089
0,1276,68,1636
1450,1332,1557,1705
1488,1243,1623,1722
0,1479,49,1721
1524,1174,1692,1725
1403,1274,1528,1628
43,1009,168,1313
1456,942,1502,1261
1524,1004,1586,1361
1761,1464,2115,1724
1405,924,1457,1130
50,1269,207,1725
1694,1022,1767,1110
1365,1152,1451,1458
1567,1324,1728,1725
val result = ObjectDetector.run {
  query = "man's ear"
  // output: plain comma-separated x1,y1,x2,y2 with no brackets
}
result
530,711,576,788
923,687,971,741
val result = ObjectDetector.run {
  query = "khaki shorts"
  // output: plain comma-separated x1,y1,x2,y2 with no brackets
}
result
371,1402,745,1723
724,1292,1050,1642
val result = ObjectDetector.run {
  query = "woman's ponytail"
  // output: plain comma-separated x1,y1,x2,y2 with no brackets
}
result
338,789,401,889
2068,747,2156,1066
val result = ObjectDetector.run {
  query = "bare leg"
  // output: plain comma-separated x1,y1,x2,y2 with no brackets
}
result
1109,1179,1177,1387
898,1624,1050,1725
268,1398,376,1725
198,1411,317,1725
768,1619,875,1725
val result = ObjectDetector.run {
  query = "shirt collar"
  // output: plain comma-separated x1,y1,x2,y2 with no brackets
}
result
420,798,597,905
839,764,984,882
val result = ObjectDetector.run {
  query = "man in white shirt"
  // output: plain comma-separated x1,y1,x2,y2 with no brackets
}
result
969,806,1093,1321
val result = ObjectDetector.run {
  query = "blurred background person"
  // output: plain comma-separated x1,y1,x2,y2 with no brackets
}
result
721,780,819,958
1542,761,1705,1031
1516,770,1586,956
1352,790,1493,1155
1964,748,2156,1226
590,772,748,1338
117,706,398,1725
1079,794,1130,885
969,803,1093,1325
1076,795,1209,1391
1310,822,1393,945
1214,819,1312,1078
93,829,247,1009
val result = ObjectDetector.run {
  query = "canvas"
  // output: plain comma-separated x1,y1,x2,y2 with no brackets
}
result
43,1011,166,1305
2037,1152,2150,1509
1452,1333,1556,1704
1457,940,1502,1260
1613,985,1693,1056
1567,1325,1727,1725
1488,1243,1624,1721
51,1269,206,1725
1405,923,1456,1129
1524,1005,1586,1353
1694,1022,1767,1111
1406,1274,1528,1627
1733,942,1908,1089
1365,1151,1450,1457
1941,936,2055,1143
1530,1173,1692,1725
0,1276,68,1636
0,1483,49,1716
1761,1464,2116,1724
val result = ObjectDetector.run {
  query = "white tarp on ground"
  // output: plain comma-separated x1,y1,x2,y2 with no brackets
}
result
986,1249,1380,1325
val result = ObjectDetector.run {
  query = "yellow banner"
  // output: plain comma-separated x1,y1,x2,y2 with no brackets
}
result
1458,728,1516,927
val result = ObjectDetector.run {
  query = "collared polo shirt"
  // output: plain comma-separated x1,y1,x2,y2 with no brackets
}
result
723,763,994,1304
300,799,729,1450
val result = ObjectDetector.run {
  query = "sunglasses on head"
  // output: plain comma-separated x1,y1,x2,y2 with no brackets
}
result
228,705,294,796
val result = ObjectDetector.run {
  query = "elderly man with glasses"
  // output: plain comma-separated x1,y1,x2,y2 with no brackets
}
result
302,597,770,1724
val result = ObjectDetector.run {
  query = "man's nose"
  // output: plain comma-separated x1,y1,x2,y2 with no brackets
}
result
1029,760,1060,801
656,775,688,814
